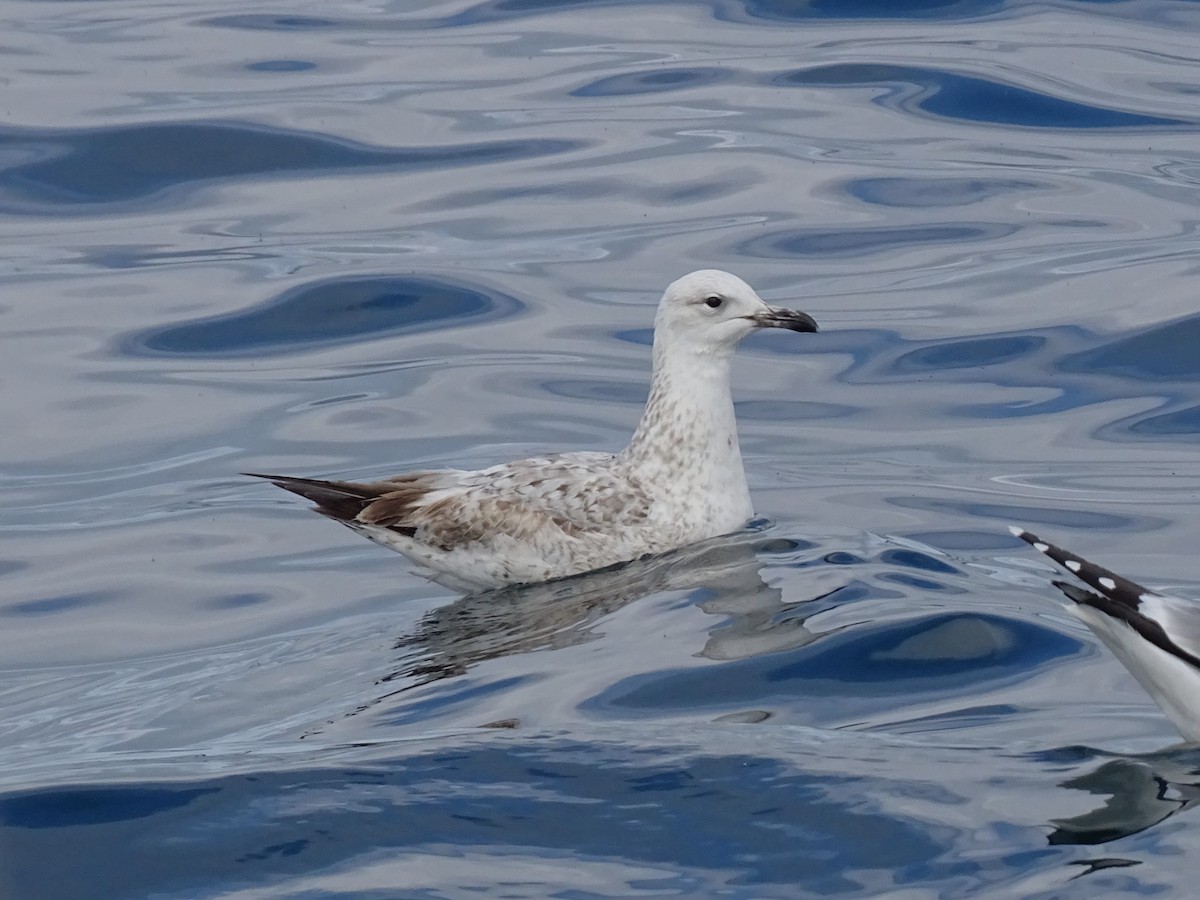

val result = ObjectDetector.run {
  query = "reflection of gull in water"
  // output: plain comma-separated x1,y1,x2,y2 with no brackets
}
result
247,270,817,591
1044,745,1200,847
296,530,840,741
1012,527,1200,743
386,532,825,693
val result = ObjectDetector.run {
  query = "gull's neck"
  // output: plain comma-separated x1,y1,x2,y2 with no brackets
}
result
620,337,753,531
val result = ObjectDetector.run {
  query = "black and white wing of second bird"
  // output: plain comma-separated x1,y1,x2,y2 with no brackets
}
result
1011,526,1200,743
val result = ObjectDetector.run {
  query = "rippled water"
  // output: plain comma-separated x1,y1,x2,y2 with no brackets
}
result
3,1,1200,897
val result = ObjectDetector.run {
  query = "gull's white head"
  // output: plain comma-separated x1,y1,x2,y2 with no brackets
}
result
654,269,818,356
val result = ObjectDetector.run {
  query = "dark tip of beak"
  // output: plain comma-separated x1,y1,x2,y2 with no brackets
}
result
747,306,819,333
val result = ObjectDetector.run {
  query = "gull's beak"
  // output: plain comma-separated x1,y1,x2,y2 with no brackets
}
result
746,305,819,333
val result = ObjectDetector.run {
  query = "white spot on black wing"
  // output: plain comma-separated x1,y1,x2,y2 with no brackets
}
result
1013,527,1200,671
1011,528,1148,612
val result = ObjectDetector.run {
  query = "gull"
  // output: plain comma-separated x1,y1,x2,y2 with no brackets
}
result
248,270,818,591
1011,526,1200,742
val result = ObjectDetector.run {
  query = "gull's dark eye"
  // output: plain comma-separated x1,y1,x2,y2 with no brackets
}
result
704,295,723,309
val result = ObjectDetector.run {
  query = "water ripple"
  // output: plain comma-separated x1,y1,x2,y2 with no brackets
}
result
573,67,734,98
122,275,525,358
5,0,1200,892
738,223,1015,259
588,613,1077,715
1059,311,1200,382
845,176,1045,208
740,0,1006,21
0,122,582,211
895,335,1047,372
774,64,1192,129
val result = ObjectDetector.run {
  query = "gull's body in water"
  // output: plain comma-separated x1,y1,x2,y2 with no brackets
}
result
1012,527,1200,743
249,270,818,591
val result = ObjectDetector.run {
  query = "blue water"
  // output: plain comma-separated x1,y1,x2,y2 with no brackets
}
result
3,0,1200,896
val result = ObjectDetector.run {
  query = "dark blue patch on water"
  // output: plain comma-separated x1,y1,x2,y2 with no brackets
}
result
204,14,339,30
592,613,1079,713
615,326,654,347
770,613,1071,685
3,591,113,617
122,276,524,357
741,0,1007,20
473,0,644,17
737,223,1013,259
0,786,217,829
895,335,1046,372
878,548,960,575
773,64,1189,129
735,399,857,422
829,325,1054,385
1059,312,1200,382
203,592,272,610
209,0,1028,32
1125,405,1200,438
574,67,734,97
0,744,960,900
0,122,581,209
245,59,317,72
846,176,1043,208
542,378,647,405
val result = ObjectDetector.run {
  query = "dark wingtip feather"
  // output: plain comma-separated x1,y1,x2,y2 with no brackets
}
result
1009,526,1149,613
246,472,375,522
1011,527,1200,670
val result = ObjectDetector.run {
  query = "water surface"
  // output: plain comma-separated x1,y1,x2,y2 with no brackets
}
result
3,0,1200,896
